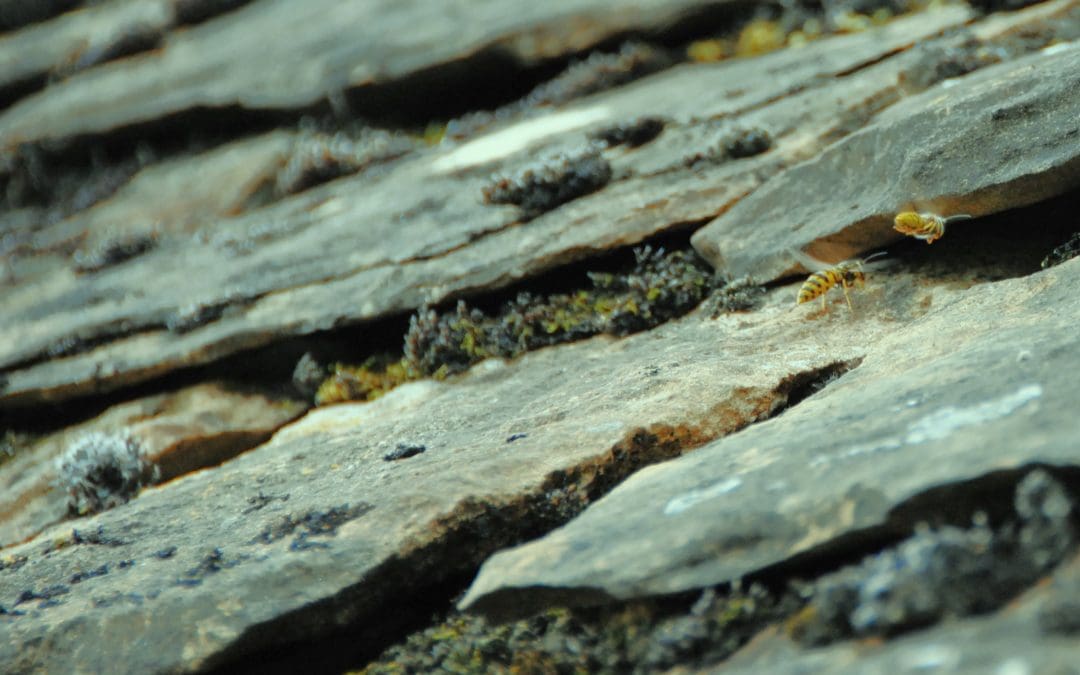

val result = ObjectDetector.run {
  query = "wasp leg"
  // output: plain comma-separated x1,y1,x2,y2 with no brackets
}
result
840,279,853,311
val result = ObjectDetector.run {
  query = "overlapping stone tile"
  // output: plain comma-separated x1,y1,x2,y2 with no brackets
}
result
460,257,1080,614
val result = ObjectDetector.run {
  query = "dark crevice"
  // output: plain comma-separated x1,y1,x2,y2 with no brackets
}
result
0,0,80,33
769,358,863,417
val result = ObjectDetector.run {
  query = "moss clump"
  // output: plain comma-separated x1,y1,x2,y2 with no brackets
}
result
355,586,799,674
482,148,613,219
735,18,787,57
317,247,759,405
404,247,724,378
314,356,416,406
54,431,158,516
788,470,1077,646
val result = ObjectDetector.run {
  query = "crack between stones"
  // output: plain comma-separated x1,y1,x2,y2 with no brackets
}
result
199,358,873,672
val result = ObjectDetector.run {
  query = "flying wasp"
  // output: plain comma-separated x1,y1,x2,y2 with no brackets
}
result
893,212,972,244
795,252,887,311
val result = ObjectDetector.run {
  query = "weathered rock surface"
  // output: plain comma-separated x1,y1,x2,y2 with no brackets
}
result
3,1,1080,673
0,0,745,145
692,9,1080,280
1,6,992,406
0,277,905,673
0,382,305,549
460,255,1080,613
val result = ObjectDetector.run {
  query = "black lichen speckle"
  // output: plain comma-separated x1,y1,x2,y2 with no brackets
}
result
253,503,374,551
54,432,158,517
69,564,110,584
589,117,667,148
404,246,719,378
482,149,612,219
177,547,247,586
1041,232,1080,269
14,584,70,606
788,469,1077,646
384,443,426,462
154,546,178,560
71,525,129,547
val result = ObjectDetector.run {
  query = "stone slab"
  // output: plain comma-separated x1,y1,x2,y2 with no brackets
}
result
460,257,1080,613
0,0,745,146
692,32,1080,282
0,280,899,673
0,7,978,407
0,382,305,549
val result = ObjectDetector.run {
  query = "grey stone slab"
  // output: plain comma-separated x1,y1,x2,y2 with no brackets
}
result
0,0,172,92
0,7,976,407
0,382,306,549
0,280,892,673
692,34,1080,282
459,257,1080,614
0,0,744,146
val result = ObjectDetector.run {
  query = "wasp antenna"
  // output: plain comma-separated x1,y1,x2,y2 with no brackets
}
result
944,214,974,223
788,247,830,272
862,251,888,263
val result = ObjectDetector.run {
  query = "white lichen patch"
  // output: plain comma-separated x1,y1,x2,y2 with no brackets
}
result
664,477,742,515
905,384,1042,445
431,105,611,174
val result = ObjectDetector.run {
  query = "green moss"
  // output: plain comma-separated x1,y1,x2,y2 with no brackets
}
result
314,356,417,406
404,246,741,378
353,586,800,674
319,247,762,406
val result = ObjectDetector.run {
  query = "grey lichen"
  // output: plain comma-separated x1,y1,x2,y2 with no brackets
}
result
54,431,158,517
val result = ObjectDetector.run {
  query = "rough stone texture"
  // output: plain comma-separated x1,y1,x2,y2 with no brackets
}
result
0,382,305,549
0,0,746,145
0,7,981,406
0,0,172,93
0,285,896,673
3,1,1080,672
712,549,1080,675
692,13,1080,281
4,131,294,285
460,256,1080,613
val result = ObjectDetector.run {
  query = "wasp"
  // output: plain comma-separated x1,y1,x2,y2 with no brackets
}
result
893,212,972,244
795,252,886,311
